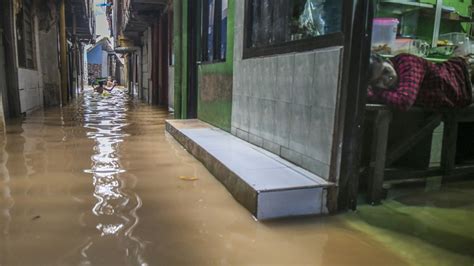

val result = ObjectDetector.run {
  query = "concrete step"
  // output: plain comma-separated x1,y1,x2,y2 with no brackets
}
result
166,119,334,220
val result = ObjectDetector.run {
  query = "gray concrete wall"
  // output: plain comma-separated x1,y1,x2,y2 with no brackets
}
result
231,1,343,180
17,16,44,114
140,28,152,104
0,29,6,133
38,23,60,107
101,51,108,77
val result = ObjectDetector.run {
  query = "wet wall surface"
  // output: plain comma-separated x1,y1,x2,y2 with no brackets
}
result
0,88,455,265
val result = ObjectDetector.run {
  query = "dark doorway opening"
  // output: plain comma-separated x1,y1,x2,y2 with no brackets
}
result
152,14,169,106
186,0,198,118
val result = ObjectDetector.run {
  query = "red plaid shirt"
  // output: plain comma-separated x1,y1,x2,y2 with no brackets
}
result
368,54,472,111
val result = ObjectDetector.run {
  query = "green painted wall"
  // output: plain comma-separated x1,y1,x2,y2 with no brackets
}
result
419,0,471,38
420,0,471,17
197,0,234,132
173,0,234,131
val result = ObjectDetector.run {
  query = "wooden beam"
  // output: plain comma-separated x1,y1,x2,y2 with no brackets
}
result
441,113,458,175
384,167,443,180
445,165,474,180
367,110,392,205
59,0,68,105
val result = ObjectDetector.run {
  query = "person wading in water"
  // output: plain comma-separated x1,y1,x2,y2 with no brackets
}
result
94,81,116,94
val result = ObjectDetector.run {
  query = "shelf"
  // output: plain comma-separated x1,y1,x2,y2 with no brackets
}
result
379,0,472,22
380,54,447,63
420,9,473,22
380,0,433,9
379,0,433,14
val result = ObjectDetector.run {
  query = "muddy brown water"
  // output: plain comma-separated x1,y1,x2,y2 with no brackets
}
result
0,90,406,265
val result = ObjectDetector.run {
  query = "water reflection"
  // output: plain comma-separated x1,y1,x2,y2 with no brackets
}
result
81,89,147,265
0,132,12,266
3,87,464,265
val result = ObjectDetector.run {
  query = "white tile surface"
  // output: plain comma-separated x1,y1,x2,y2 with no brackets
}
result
257,188,323,220
179,126,329,191
168,120,332,219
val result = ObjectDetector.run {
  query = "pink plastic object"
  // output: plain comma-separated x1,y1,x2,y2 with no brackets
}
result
372,18,399,53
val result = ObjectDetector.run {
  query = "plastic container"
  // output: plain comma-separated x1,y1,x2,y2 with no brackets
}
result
372,18,399,54
439,32,467,45
392,38,430,57
439,32,470,56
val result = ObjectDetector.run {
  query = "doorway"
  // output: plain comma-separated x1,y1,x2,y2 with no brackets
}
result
152,14,169,106
186,0,198,118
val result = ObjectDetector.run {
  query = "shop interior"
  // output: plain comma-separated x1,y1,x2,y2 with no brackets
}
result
356,0,474,257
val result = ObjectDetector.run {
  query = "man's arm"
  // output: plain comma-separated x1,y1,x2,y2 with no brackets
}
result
104,84,116,92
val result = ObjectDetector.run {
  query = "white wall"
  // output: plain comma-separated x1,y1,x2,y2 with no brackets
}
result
18,68,43,113
101,50,108,77
17,16,44,114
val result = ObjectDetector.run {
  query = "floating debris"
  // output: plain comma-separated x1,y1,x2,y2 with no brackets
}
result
178,176,199,181
31,215,41,221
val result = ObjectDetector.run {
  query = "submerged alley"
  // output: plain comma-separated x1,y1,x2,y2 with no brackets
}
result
1,0,474,265
0,89,471,265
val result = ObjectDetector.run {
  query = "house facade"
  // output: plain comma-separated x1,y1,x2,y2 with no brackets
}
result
109,0,372,212
107,0,171,105
172,0,234,131
86,37,124,84
168,0,374,212
0,0,95,126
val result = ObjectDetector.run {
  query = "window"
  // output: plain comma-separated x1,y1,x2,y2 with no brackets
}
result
16,0,36,69
200,0,228,63
243,0,344,58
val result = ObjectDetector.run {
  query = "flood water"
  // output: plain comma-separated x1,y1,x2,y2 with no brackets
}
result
0,89,461,265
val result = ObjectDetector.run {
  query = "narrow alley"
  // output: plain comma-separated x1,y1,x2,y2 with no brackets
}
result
0,89,407,265
2,0,474,265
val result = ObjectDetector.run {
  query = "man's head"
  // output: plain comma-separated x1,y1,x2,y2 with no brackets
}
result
369,54,398,90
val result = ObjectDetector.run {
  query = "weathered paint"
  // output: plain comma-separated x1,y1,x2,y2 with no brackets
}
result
173,0,186,119
0,28,7,132
173,0,234,128
37,1,60,107
197,0,234,131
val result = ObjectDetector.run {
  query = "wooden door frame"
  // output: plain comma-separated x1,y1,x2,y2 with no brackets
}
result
152,13,170,106
332,0,374,211
152,19,160,105
159,14,169,106
1,0,21,118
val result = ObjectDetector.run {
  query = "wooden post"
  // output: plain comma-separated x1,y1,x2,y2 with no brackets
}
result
0,28,7,134
59,0,68,105
367,110,392,204
72,12,77,96
441,113,458,177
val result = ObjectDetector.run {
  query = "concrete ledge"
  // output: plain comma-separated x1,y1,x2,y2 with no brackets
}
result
166,119,334,220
